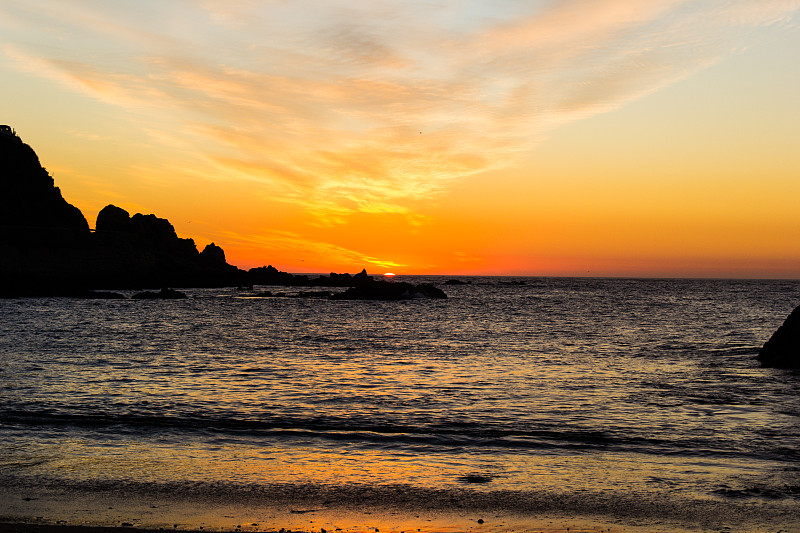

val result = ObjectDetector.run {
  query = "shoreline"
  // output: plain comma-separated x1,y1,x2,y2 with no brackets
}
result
0,491,613,533
0,520,678,533
4,484,799,533
0,524,609,533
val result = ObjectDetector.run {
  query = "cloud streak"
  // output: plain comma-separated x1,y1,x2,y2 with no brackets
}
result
2,0,799,222
216,228,406,271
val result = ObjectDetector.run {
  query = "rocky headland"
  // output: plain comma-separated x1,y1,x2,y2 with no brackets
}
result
1,126,240,296
0,126,445,299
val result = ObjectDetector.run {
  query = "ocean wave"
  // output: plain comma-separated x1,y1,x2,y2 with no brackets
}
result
2,408,797,462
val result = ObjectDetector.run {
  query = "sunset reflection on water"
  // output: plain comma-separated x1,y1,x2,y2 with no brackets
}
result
3,279,800,531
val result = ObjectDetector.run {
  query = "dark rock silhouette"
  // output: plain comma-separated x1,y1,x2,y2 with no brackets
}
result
200,242,227,266
1,125,89,232
95,206,200,259
91,204,241,290
330,280,446,300
95,204,131,232
1,129,96,296
758,305,800,369
250,290,276,297
0,128,240,296
0,127,447,299
353,268,371,284
247,265,310,286
132,288,188,299
457,474,493,484
243,266,376,288
242,266,447,299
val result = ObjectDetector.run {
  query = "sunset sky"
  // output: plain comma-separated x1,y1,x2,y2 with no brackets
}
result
2,1,799,277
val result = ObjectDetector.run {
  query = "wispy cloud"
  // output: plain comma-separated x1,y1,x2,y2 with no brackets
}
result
2,0,799,223
217,228,405,271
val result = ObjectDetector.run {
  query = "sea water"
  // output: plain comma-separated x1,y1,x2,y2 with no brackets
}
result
2,277,800,531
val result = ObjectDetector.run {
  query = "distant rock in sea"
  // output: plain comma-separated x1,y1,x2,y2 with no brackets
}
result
757,305,800,369
247,264,311,286
132,288,188,299
331,280,447,300
240,267,447,300
243,266,375,288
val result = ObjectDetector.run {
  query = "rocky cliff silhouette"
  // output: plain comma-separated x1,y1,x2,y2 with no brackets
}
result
0,127,240,296
0,127,446,299
1,125,89,232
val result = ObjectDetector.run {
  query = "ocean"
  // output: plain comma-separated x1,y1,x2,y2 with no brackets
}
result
2,277,800,532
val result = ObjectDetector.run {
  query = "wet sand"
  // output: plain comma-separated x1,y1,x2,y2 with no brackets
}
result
0,494,618,533
0,523,647,533
0,525,609,533
4,482,799,533
0,489,674,533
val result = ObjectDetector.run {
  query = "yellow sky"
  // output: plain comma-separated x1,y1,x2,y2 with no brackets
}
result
2,1,799,277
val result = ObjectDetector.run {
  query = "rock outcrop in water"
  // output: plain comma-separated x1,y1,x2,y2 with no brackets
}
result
132,288,188,299
331,279,446,300
244,266,374,288
757,305,800,369
242,267,447,300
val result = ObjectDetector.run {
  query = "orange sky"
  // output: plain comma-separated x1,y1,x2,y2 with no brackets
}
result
2,1,799,277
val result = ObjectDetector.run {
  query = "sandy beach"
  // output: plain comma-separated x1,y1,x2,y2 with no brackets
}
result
0,525,621,533
6,481,799,533
0,488,622,533
0,521,673,533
